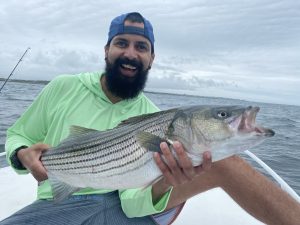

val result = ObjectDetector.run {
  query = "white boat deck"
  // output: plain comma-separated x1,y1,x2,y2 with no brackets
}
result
0,166,264,224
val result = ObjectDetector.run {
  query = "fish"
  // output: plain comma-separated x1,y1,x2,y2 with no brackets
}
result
41,105,275,201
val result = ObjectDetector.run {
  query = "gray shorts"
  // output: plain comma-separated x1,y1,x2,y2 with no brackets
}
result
152,203,184,225
0,191,184,225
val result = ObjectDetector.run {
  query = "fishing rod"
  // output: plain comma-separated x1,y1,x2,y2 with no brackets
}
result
0,47,30,93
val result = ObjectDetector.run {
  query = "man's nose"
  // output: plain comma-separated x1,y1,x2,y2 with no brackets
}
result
123,44,138,60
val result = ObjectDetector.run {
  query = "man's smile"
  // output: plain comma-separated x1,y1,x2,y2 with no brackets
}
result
119,64,137,77
122,64,137,70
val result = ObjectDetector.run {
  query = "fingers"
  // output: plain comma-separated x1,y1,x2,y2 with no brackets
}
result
161,142,183,177
155,141,197,186
154,142,184,185
30,161,48,181
202,151,212,171
34,143,50,153
154,152,177,186
173,142,196,180
195,151,212,174
17,143,50,182
154,141,214,187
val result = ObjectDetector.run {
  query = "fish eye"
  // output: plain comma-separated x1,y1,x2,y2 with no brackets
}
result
217,111,228,118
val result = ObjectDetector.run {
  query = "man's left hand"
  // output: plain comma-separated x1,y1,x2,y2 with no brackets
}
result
151,141,212,203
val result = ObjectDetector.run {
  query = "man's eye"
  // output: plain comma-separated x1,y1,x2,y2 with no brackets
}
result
136,44,149,52
115,41,127,47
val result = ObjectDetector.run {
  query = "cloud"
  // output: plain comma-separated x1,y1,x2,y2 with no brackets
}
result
0,0,299,105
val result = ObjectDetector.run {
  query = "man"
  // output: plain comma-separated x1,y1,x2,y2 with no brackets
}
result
2,12,300,225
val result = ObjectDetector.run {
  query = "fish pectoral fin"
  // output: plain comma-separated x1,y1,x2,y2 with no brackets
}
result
136,131,166,153
48,172,80,202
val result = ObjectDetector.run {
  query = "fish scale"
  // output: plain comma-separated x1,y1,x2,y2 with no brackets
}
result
41,105,274,201
43,109,176,159
42,109,177,174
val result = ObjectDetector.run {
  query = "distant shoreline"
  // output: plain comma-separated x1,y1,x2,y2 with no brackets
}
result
0,78,49,85
0,78,247,104
1,78,298,108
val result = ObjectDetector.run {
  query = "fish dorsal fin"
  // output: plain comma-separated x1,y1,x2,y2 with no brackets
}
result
69,125,98,138
118,108,178,127
136,131,167,153
118,112,159,126
55,126,99,148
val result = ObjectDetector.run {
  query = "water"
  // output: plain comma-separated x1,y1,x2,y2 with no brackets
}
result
0,80,299,195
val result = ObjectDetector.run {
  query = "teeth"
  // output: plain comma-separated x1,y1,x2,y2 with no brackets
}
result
122,64,136,70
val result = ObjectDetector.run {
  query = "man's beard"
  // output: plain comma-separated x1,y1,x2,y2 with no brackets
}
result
104,57,149,100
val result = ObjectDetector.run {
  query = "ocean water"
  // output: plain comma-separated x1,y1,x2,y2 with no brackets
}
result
0,80,299,195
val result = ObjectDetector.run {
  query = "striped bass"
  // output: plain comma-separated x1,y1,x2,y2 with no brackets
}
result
41,105,275,201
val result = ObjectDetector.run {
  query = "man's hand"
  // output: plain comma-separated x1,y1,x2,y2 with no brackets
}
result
151,141,212,203
17,143,50,182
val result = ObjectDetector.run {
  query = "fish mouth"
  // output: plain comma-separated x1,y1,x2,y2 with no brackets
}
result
236,106,275,137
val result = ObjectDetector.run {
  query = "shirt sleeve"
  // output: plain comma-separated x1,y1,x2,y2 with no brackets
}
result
119,186,173,218
5,79,58,174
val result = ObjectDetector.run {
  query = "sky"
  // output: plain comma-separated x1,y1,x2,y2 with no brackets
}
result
0,0,299,106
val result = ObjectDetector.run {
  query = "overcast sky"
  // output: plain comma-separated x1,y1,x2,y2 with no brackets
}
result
0,0,299,106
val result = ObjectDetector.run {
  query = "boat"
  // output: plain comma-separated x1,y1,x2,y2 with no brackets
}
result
0,151,299,224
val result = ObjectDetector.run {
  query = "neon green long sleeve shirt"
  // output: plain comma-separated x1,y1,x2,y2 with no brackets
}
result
5,72,173,218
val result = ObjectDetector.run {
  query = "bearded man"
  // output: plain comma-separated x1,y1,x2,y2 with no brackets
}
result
2,12,300,225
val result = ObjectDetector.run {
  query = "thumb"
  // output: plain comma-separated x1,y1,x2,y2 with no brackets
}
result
33,143,51,152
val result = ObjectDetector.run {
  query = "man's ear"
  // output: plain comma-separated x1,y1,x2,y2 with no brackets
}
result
104,45,109,59
149,53,155,69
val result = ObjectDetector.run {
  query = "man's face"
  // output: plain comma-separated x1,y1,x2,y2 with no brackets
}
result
104,21,155,100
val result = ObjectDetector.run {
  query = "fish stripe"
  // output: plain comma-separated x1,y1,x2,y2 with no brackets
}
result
45,146,151,175
42,111,176,164
43,110,175,159
42,124,164,167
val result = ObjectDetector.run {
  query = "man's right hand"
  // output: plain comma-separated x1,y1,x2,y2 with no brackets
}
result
17,143,50,182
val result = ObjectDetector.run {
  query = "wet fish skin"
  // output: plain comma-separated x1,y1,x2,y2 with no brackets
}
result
166,105,275,163
41,105,274,201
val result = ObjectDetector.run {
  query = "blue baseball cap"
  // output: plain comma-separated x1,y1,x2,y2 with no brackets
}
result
107,12,155,52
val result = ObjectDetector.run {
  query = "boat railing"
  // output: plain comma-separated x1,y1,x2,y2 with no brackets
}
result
245,150,300,203
0,150,299,202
